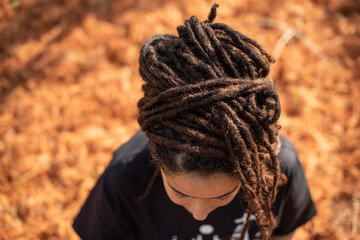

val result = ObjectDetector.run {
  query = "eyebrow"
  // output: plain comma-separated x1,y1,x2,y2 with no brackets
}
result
167,182,240,199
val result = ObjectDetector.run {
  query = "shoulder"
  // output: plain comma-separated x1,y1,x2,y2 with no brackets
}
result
277,133,312,200
109,131,150,168
73,131,157,239
278,134,300,174
103,131,155,197
273,134,317,235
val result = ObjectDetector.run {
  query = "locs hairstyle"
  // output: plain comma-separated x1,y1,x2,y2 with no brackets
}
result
137,4,284,240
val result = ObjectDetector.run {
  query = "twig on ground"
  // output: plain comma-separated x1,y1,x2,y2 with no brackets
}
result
272,28,297,61
260,18,331,62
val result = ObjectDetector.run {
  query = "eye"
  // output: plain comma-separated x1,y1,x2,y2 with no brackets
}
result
174,191,187,199
216,195,230,201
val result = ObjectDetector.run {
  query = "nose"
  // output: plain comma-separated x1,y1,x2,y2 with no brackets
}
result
189,199,213,221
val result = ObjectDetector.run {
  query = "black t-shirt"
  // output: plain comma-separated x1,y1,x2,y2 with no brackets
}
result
73,131,316,240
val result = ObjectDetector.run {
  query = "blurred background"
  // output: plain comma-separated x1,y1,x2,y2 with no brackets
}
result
0,0,359,239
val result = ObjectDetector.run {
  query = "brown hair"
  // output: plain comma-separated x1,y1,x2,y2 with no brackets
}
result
137,4,283,239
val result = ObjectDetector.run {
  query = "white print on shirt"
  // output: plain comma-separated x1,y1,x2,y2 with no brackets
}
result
170,212,260,240
170,225,220,240
199,224,214,235
171,234,220,240
230,212,259,240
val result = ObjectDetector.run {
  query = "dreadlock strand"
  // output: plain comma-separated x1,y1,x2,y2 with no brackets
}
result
224,132,271,239
139,80,273,129
221,101,264,196
174,50,217,81
168,50,195,84
148,132,227,159
185,17,225,77
219,42,251,78
213,108,259,192
161,120,225,150
239,211,252,240
237,33,275,64
140,78,241,110
182,19,211,60
203,24,241,78
211,23,271,78
206,3,219,23
190,16,216,58
176,111,223,137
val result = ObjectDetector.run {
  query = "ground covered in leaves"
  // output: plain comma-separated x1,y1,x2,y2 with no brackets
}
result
0,0,359,239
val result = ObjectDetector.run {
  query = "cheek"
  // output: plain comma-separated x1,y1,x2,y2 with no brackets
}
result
216,198,233,207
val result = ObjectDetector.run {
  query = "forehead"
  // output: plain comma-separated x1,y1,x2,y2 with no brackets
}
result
160,169,239,199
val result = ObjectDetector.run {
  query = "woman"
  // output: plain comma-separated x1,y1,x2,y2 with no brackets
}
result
73,4,316,240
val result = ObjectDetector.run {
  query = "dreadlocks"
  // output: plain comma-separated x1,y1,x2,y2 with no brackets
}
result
137,4,283,240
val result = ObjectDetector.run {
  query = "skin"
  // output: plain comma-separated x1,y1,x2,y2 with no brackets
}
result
160,168,294,239
160,169,241,221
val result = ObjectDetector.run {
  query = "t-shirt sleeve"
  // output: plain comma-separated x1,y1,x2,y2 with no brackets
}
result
72,169,132,240
272,147,317,236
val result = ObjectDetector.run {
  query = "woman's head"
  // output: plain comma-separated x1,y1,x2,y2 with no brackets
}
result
137,4,282,239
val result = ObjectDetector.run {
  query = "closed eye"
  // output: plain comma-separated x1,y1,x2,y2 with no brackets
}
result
173,189,231,200
174,191,187,198
216,195,230,200
168,182,239,200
